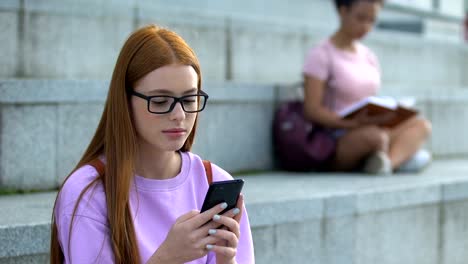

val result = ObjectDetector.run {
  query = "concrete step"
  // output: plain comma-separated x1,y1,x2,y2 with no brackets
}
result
1,1,466,88
2,159,468,263
1,79,468,190
0,80,276,190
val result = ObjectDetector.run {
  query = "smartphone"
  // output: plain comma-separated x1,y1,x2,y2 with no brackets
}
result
200,179,244,214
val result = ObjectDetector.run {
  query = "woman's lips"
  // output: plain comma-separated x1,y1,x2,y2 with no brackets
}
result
162,128,187,138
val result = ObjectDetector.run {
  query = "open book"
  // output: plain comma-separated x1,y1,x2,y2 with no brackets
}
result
338,96,418,128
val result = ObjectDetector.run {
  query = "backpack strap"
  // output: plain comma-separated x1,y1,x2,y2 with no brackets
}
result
87,158,213,184
202,160,213,185
88,159,105,176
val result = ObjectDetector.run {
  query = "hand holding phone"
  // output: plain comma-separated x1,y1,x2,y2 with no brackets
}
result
201,179,244,214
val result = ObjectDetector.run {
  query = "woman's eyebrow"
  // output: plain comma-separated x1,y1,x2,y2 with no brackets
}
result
147,88,198,95
183,88,198,94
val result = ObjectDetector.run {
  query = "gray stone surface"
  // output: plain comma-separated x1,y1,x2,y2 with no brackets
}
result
0,254,48,264
137,0,337,27
1,0,466,82
442,200,468,264
0,193,53,261
0,192,54,257
24,0,134,17
192,82,276,174
230,21,305,83
0,0,20,10
425,18,464,42
56,103,104,184
275,220,323,264
425,94,468,156
465,55,468,90
138,9,227,82
0,80,273,104
356,184,440,214
2,160,468,261
247,198,323,227
443,180,468,202
3,80,468,190
241,159,468,213
364,31,468,92
0,11,18,78
355,205,440,264
23,8,133,79
0,80,278,189
0,105,56,190
0,192,55,227
0,79,108,103
438,0,465,18
324,216,356,264
251,225,276,264
324,193,357,218
193,102,275,173
204,82,275,102
0,224,51,258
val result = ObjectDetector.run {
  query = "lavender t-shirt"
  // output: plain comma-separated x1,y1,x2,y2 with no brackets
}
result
303,39,381,113
55,152,255,263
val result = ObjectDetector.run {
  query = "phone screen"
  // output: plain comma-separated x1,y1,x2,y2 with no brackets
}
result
200,179,244,214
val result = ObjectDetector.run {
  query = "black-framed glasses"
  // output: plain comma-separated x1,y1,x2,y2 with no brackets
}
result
131,90,209,114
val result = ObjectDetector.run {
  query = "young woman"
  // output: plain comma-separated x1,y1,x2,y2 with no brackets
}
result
303,0,432,174
50,25,255,263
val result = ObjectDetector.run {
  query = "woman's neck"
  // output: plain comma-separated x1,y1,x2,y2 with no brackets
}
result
134,145,182,180
331,29,357,52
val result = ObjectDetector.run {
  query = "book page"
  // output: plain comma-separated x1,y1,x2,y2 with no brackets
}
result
338,96,398,117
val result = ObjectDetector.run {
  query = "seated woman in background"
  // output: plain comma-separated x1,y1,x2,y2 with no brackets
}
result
303,0,432,174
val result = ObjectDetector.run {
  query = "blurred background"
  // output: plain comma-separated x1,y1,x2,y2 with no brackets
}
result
0,0,468,263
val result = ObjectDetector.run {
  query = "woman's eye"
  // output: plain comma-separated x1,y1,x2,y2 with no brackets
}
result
151,99,169,105
183,99,196,104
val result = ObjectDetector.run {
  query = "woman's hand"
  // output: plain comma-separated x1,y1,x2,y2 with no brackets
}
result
351,109,396,127
209,194,245,264
147,202,230,264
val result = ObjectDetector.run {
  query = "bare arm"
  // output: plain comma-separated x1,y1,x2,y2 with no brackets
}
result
303,75,358,129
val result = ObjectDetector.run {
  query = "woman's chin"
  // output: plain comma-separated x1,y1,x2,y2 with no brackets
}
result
163,142,186,152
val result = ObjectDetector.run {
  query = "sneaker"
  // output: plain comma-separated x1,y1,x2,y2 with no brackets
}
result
396,149,432,173
363,151,392,175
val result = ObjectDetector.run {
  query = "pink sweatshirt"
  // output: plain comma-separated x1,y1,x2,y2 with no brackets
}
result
303,39,381,113
55,152,255,263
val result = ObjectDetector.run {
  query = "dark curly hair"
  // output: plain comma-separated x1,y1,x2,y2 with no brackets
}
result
334,0,384,9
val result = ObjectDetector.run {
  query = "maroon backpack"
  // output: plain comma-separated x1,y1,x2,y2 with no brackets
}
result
272,100,336,171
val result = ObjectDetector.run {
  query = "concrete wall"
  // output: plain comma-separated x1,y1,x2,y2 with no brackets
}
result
439,0,465,17
0,80,277,190
1,80,468,190
0,0,465,89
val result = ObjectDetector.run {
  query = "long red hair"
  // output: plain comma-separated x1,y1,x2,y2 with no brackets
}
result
50,24,202,263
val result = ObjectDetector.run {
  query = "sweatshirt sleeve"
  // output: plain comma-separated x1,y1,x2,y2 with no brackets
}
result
55,165,115,263
58,213,115,263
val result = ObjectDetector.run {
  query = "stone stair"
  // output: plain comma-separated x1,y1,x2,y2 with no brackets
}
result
1,0,468,263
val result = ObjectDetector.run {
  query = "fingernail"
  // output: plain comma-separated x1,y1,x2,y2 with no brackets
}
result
208,229,217,235
233,208,240,215
213,214,221,221
206,244,214,250
220,202,228,209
